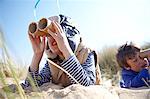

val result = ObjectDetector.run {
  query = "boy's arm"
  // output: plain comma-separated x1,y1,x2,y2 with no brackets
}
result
123,69,150,88
60,52,96,86
21,62,52,89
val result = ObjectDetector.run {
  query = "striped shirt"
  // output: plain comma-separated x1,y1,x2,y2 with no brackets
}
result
21,52,96,89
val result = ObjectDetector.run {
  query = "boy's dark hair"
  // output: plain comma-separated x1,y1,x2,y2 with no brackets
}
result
116,43,140,68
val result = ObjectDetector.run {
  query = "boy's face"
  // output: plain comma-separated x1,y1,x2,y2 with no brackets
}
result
126,52,147,72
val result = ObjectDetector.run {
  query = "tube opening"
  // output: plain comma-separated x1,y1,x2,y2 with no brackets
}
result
38,18,47,30
29,23,37,33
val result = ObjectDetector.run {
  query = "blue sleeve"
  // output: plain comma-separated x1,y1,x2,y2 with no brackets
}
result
21,62,52,89
60,52,96,86
121,69,150,88
131,69,150,87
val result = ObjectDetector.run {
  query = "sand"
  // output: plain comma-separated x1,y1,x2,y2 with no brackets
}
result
0,81,150,99
20,83,150,99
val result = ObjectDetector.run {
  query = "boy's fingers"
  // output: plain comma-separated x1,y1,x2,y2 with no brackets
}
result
51,21,63,33
47,28,57,39
51,21,59,32
41,36,46,48
28,30,35,38
45,40,48,50
28,32,41,45
28,33,35,44
37,36,41,43
28,34,33,40
54,21,63,31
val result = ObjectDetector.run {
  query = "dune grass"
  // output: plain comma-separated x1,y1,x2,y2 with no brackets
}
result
0,27,45,99
0,27,27,99
97,46,121,86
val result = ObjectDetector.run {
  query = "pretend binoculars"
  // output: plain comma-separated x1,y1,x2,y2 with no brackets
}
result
28,18,55,36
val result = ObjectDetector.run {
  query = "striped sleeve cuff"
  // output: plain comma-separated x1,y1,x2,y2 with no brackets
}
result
26,67,39,86
28,67,39,80
60,55,89,86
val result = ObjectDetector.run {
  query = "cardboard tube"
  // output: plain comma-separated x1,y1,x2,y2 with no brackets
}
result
28,22,47,36
29,22,38,34
38,18,55,33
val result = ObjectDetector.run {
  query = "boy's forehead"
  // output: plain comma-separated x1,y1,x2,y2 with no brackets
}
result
125,52,139,60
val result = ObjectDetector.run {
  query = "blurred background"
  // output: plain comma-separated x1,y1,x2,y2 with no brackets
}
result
0,0,150,88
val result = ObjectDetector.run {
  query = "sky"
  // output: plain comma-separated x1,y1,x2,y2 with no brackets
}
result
0,0,150,65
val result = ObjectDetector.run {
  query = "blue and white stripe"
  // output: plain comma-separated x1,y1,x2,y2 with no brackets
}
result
21,52,96,88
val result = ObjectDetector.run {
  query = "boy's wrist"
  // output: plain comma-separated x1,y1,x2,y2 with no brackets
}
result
62,47,74,60
30,54,42,72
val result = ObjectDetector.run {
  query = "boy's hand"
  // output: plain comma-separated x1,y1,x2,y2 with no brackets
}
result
140,49,150,59
28,33,46,72
28,33,45,55
47,21,73,60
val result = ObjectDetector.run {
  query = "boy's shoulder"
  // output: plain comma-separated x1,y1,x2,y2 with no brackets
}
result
121,68,138,76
